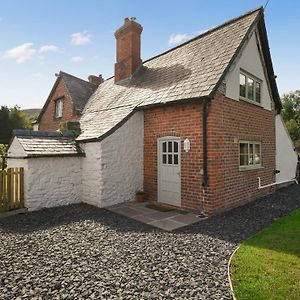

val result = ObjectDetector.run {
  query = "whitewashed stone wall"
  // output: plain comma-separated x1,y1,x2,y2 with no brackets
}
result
275,114,298,182
8,156,82,211
7,138,27,157
7,111,144,211
81,111,144,207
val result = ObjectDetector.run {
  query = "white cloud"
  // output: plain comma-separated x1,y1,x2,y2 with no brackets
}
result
196,27,213,35
39,45,62,54
168,33,192,45
3,43,36,63
71,56,84,63
168,28,213,46
70,32,91,45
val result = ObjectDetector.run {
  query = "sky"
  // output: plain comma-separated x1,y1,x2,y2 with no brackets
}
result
0,0,299,109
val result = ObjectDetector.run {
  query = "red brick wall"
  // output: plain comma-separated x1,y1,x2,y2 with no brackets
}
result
38,78,78,131
205,92,276,214
143,92,276,215
144,102,204,212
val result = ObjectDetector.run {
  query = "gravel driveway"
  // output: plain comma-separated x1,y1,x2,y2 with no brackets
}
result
1,185,300,300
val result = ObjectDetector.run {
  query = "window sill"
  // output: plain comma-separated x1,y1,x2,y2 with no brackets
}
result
239,166,264,172
239,97,262,108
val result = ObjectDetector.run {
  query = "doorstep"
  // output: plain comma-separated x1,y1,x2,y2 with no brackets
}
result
106,202,204,231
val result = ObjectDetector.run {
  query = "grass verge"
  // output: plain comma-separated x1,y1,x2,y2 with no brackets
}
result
231,208,300,300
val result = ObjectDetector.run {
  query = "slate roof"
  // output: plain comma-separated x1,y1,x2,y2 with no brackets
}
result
37,72,97,123
61,71,98,113
78,8,272,142
9,131,84,158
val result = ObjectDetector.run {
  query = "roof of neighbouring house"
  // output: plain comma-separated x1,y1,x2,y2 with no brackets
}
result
77,7,281,142
8,130,85,158
37,71,98,123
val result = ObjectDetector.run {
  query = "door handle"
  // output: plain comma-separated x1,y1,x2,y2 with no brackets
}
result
177,172,181,177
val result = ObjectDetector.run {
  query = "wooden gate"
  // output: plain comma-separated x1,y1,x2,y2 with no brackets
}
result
0,167,24,213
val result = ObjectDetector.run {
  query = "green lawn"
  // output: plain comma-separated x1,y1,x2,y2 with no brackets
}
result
231,209,300,300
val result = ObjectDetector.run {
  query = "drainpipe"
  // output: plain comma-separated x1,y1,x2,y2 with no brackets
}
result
257,177,298,189
202,97,210,187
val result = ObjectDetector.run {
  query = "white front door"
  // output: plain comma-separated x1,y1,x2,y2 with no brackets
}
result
158,137,181,207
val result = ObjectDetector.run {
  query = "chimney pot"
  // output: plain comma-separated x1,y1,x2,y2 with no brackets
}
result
88,74,104,86
114,17,143,82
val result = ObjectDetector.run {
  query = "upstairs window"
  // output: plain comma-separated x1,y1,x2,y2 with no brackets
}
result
239,141,261,169
239,71,262,104
54,98,63,118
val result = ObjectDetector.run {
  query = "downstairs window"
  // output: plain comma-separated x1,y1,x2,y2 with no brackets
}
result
239,141,261,169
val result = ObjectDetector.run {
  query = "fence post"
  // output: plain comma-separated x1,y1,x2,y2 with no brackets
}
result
20,168,24,208
7,168,12,210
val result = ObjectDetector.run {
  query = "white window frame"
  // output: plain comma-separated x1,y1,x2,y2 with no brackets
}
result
239,141,262,170
239,70,262,105
54,98,63,118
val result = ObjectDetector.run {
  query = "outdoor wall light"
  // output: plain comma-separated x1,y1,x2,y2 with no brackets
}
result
184,138,190,152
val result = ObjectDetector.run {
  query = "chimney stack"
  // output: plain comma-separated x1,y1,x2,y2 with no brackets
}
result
88,74,104,86
114,17,143,82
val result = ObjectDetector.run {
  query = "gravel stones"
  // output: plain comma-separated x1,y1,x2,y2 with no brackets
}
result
0,185,299,299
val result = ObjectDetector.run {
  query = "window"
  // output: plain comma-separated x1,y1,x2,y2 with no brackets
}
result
162,140,179,165
239,71,262,104
54,98,63,118
239,141,261,169
239,74,246,98
255,81,261,103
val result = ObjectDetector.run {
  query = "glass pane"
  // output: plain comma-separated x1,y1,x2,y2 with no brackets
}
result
162,154,166,164
168,154,172,164
168,141,172,153
249,144,254,165
174,142,178,153
239,74,246,98
174,154,178,165
255,144,261,165
162,142,166,153
247,78,254,100
240,143,248,166
55,101,59,116
255,82,261,103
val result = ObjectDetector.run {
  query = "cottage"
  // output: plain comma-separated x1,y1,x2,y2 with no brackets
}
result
36,71,101,131
7,7,298,214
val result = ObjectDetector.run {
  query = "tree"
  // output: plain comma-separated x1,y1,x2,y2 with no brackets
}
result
281,90,300,142
0,105,31,145
0,144,7,170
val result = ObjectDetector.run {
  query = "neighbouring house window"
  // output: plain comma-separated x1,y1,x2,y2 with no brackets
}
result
54,98,63,118
239,70,262,104
239,141,261,169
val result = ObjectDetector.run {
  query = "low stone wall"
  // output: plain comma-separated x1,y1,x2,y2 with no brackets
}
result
8,157,82,211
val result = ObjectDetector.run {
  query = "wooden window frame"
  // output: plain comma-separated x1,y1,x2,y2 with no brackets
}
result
239,70,262,105
239,141,262,170
54,98,64,119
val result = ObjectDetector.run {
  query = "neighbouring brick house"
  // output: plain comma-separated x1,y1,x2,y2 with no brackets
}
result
36,71,101,131
8,7,298,214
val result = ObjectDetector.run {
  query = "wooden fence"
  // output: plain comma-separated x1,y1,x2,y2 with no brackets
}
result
0,167,24,213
